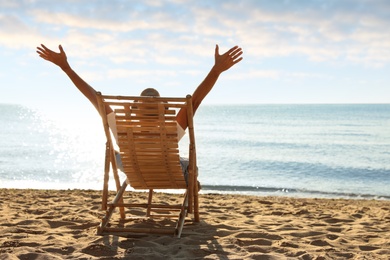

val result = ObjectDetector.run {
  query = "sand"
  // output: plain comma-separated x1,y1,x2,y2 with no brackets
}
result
0,189,389,259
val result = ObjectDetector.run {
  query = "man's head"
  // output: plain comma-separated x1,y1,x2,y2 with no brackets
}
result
136,88,163,117
140,88,160,97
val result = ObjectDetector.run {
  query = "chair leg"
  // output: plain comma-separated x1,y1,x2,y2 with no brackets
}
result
175,192,188,238
110,149,125,219
97,180,128,235
146,189,153,217
194,181,200,222
102,142,111,210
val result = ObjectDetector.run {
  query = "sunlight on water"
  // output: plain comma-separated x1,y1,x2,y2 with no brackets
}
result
45,112,108,189
0,105,109,189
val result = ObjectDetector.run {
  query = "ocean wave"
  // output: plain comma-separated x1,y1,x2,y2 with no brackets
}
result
201,185,390,200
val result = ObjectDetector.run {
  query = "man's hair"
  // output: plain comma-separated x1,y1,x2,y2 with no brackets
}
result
140,88,160,97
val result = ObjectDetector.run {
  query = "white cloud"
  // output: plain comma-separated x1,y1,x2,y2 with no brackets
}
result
30,7,190,33
0,14,43,49
1,0,390,78
107,69,177,79
214,2,390,67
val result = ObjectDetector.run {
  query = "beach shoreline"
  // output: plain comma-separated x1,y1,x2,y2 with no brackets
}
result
1,188,389,259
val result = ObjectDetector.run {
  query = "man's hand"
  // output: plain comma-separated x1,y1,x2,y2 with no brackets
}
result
36,44,71,71
213,45,243,74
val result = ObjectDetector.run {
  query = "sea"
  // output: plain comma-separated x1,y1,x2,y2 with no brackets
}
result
1,103,389,200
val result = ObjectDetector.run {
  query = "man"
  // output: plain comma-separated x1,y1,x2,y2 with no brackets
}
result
36,44,243,131
36,43,243,182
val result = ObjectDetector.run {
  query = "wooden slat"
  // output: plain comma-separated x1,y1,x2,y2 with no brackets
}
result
119,141,178,146
122,165,182,170
116,122,177,127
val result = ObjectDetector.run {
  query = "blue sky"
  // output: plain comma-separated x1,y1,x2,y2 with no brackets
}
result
1,0,390,115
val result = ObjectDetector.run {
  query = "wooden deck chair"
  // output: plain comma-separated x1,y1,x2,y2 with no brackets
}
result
96,93,199,238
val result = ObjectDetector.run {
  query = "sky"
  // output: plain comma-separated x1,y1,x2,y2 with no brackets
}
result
1,0,390,116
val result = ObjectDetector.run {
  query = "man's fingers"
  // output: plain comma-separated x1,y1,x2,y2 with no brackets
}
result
231,50,243,61
233,56,243,64
230,47,242,57
40,44,49,50
215,44,220,57
227,46,240,55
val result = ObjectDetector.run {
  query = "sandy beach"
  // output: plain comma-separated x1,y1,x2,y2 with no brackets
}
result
0,189,389,259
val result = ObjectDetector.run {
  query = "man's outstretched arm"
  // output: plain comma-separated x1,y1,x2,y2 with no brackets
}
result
176,44,243,130
36,44,112,114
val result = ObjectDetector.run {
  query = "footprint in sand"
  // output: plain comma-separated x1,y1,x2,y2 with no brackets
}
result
326,227,343,233
234,238,273,246
81,244,117,257
310,239,331,247
322,217,353,224
359,245,380,251
326,234,339,240
280,241,299,248
289,231,324,238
